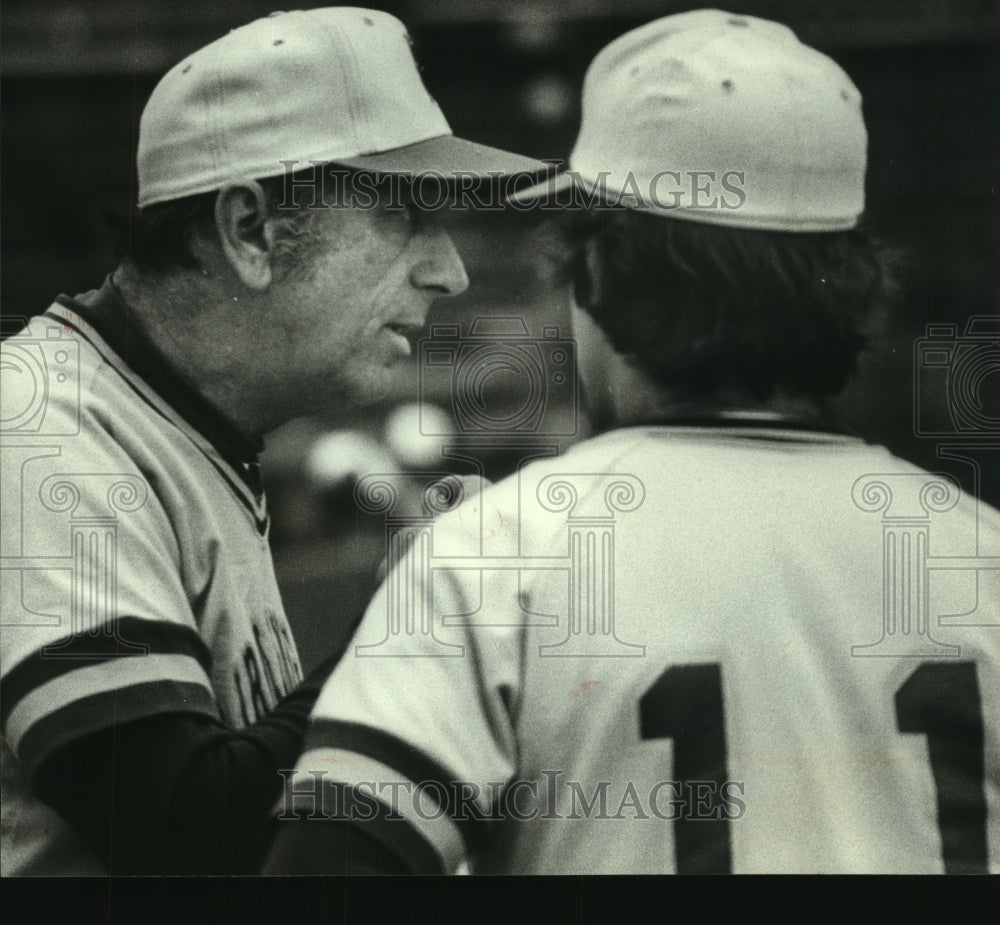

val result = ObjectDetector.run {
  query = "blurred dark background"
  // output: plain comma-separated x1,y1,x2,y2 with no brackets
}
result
3,0,999,668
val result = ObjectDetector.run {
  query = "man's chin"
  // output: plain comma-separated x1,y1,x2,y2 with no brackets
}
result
337,373,396,412
308,362,413,420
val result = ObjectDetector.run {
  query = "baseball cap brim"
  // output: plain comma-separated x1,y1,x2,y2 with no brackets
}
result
336,133,548,178
506,171,609,205
504,170,577,204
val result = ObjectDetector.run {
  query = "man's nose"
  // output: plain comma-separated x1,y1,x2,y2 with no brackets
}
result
410,227,470,297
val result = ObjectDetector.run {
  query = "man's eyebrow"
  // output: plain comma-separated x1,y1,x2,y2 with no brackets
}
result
388,177,414,212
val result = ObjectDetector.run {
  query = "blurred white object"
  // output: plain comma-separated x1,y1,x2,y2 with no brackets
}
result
305,430,398,490
384,402,452,468
523,74,574,123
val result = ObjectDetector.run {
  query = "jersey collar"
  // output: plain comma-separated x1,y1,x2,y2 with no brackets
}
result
638,408,855,435
54,275,265,482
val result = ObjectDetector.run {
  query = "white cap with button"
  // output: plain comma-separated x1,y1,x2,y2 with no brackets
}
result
511,9,867,231
138,7,547,208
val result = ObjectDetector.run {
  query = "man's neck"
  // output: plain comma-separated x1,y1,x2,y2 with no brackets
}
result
111,265,270,438
595,359,829,433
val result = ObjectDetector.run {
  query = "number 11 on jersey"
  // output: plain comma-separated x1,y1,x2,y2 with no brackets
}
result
640,660,990,873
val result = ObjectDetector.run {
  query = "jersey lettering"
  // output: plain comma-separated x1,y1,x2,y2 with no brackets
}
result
252,623,285,702
242,646,269,721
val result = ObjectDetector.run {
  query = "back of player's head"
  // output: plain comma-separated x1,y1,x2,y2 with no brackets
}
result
549,209,891,402
519,9,891,402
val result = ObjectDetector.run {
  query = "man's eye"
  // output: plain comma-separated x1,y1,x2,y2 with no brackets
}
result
399,196,425,231
407,204,426,232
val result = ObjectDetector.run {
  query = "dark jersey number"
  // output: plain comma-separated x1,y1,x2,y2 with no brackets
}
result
895,661,988,874
639,664,732,873
641,660,988,873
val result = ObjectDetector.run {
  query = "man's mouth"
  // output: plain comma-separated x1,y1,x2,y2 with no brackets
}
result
384,322,422,357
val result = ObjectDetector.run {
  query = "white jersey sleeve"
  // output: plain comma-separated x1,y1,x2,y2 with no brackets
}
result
295,552,520,873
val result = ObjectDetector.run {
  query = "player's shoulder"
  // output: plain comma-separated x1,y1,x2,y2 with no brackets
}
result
849,441,1000,535
437,429,653,536
1,308,99,438
510,428,658,481
1,303,167,478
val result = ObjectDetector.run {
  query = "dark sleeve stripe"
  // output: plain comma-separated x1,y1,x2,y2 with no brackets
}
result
270,779,444,875
286,778,446,874
1,616,213,726
16,679,219,775
337,788,444,874
304,719,493,856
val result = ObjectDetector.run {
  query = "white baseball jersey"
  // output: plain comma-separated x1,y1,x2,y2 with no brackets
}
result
1,291,303,875
293,424,1000,874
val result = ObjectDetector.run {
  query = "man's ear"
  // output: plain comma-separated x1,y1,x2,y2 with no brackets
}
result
213,181,277,290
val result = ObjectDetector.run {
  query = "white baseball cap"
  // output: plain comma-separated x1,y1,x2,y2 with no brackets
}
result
137,7,547,208
512,9,867,231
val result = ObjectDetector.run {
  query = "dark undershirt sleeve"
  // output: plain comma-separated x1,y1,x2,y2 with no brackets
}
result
32,650,345,875
263,815,414,876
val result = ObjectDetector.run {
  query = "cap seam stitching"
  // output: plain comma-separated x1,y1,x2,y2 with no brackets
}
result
317,15,363,155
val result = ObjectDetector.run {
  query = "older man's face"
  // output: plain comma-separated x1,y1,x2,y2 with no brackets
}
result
256,180,469,421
